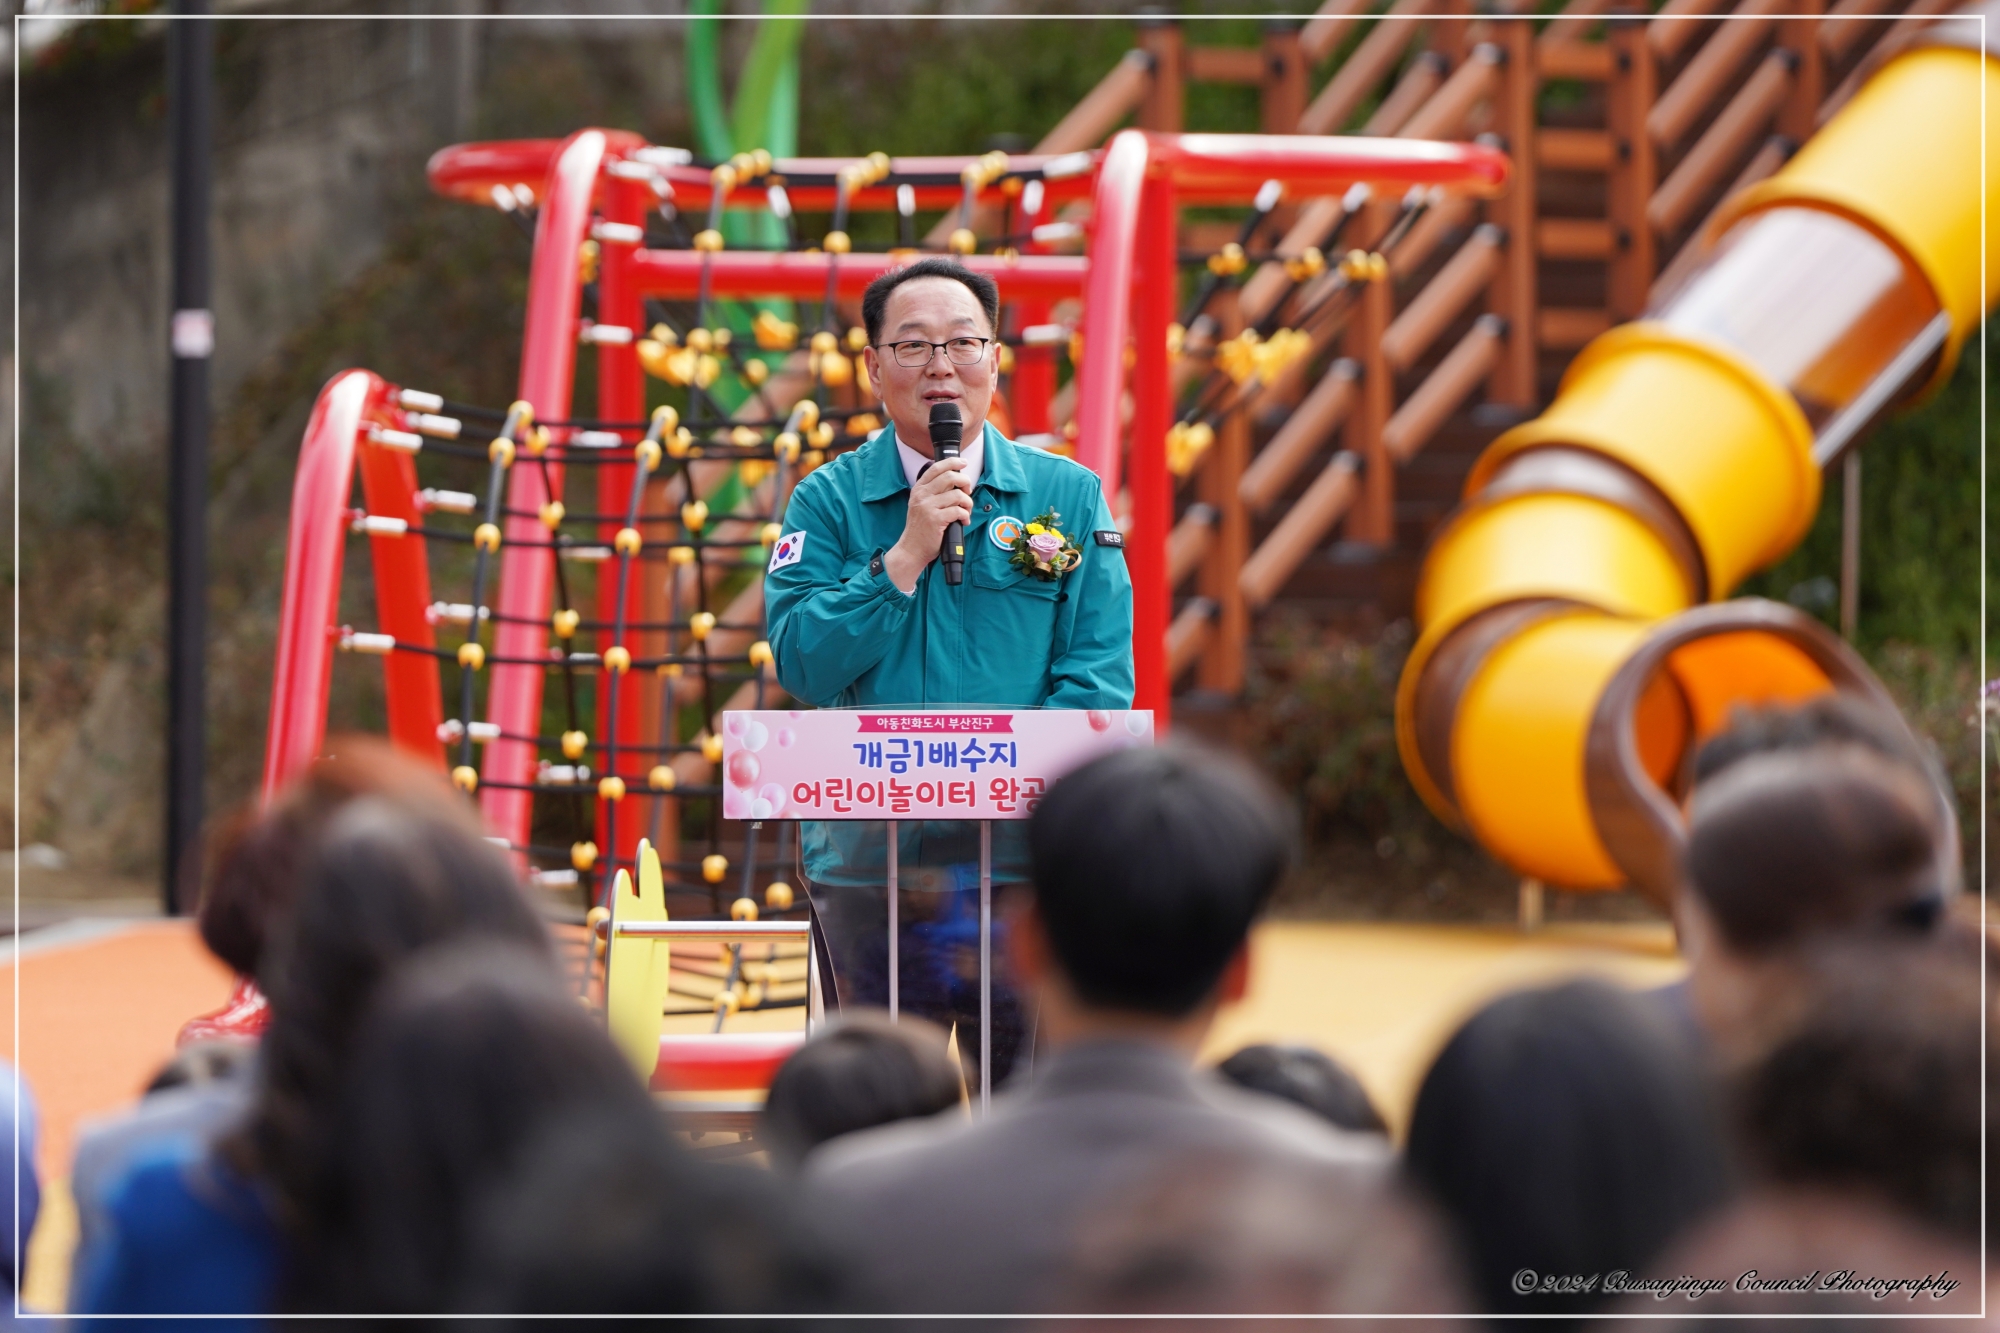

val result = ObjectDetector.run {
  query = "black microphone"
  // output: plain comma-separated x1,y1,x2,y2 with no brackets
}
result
929,401,966,586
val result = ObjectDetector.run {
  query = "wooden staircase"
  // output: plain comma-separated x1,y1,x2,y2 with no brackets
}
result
1011,0,1948,697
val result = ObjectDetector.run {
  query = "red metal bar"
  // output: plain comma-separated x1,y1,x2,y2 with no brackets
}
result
480,130,612,851
628,249,1089,302
1074,131,1150,494
1149,132,1508,200
429,139,1099,214
649,1031,804,1093
1130,175,1177,721
428,139,565,205
355,412,444,768
596,170,651,869
263,369,390,796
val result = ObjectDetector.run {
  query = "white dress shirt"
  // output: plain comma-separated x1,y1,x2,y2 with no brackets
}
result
896,429,984,492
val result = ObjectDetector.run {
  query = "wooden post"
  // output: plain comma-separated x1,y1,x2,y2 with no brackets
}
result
1344,208,1396,547
1137,15,1185,133
1606,13,1658,320
1776,0,1824,143
1261,20,1310,132
1486,15,1537,407
1430,0,1474,65
1519,877,1545,930
1199,290,1250,695
1840,449,1861,640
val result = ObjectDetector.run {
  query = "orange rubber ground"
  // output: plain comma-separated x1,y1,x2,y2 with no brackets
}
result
1,922,234,1183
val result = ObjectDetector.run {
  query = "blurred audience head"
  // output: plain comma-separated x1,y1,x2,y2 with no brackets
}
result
1023,743,1295,1023
1403,978,1732,1317
1681,742,1951,1056
1695,691,1941,785
459,1113,839,1316
226,797,552,1242
1643,939,1986,1317
1213,1044,1386,1137
1733,938,1983,1246
1687,745,1949,954
295,942,656,1311
761,1012,964,1171
1061,1147,1465,1317
1691,694,1959,895
199,736,463,978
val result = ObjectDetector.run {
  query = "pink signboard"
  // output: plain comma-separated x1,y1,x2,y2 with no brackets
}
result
719,709,1156,821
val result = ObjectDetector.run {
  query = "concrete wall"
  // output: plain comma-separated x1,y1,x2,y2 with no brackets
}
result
20,5,482,453
18,3,487,881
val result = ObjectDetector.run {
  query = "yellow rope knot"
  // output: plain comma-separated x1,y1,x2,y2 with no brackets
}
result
1166,421,1217,477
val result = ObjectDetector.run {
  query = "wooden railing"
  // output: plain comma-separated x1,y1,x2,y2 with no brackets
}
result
1016,0,1940,696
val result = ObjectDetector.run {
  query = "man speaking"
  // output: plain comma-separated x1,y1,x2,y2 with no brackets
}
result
766,257,1134,1082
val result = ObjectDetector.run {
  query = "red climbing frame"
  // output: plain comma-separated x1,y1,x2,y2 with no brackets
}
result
263,368,443,796
263,129,1508,845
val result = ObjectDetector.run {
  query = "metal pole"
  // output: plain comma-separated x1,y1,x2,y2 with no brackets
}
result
1840,449,1862,641
886,821,899,1020
806,921,821,1037
979,820,992,1111
166,0,214,916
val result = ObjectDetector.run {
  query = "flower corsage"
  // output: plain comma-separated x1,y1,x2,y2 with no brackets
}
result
1009,509,1083,582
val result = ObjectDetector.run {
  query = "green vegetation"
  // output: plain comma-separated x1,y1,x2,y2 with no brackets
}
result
1744,325,1992,660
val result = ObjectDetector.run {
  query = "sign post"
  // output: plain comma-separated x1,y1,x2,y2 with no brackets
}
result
722,708,1155,1108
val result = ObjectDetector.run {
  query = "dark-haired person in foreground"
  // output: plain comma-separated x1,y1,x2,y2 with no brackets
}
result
1215,1043,1387,1137
70,737,470,1298
761,1012,966,1172
1677,739,1957,1063
1640,938,1983,1319
1403,979,1734,1318
318,942,836,1315
71,796,554,1320
804,746,1390,1315
766,258,1134,1083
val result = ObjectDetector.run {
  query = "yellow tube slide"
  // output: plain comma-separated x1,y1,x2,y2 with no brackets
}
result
1396,18,1998,900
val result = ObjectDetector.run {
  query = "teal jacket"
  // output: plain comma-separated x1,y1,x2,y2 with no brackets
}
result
766,424,1135,884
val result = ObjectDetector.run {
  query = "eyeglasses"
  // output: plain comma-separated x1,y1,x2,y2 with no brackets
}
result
875,337,994,369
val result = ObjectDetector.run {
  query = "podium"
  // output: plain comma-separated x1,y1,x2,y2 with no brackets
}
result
721,707,1155,1105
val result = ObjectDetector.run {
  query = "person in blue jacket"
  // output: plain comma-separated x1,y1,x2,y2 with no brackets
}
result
765,257,1134,1082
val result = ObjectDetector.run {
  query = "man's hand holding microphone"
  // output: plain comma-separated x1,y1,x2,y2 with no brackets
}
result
883,402,971,594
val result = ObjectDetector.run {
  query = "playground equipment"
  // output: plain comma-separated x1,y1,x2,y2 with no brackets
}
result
256,1,1988,1082
261,94,1501,1084
1396,15,1997,899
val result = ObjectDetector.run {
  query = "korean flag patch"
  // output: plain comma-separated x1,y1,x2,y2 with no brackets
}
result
768,530,806,572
